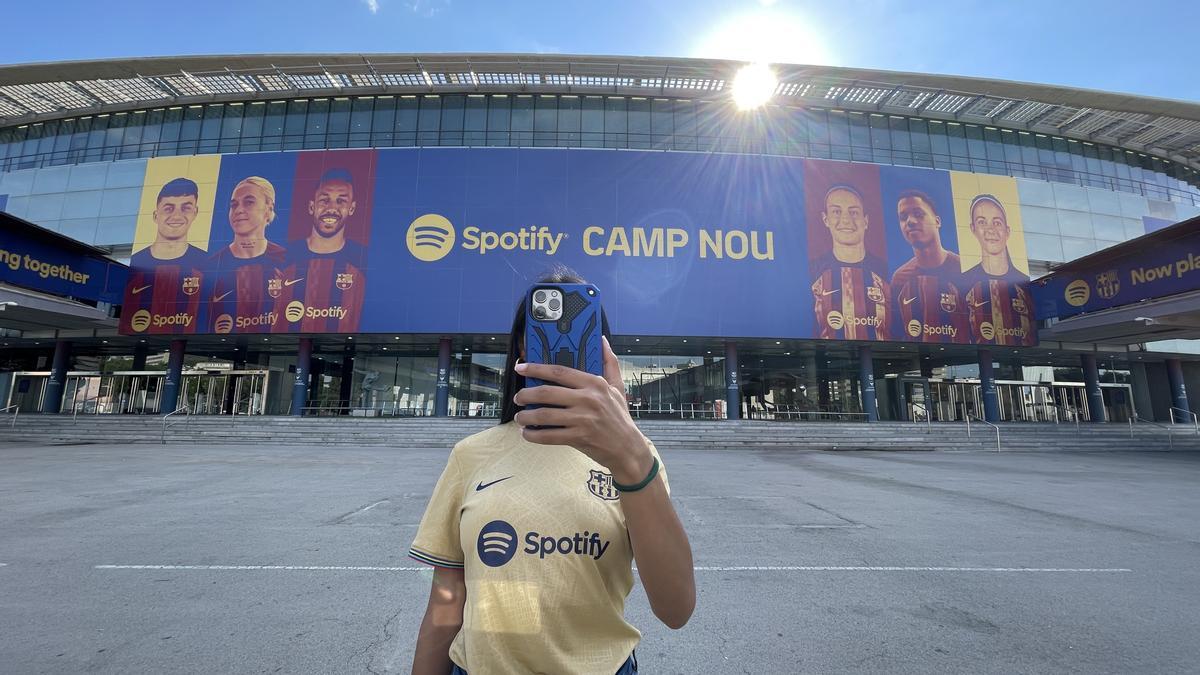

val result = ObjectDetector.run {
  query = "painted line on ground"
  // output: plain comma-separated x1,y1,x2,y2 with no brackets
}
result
93,564,1132,573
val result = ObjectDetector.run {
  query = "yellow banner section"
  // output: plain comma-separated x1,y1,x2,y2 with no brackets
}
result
950,172,1029,276
132,155,221,254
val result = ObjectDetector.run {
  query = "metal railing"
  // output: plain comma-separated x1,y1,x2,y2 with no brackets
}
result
160,405,189,445
1129,415,1177,449
1169,407,1199,433
72,394,105,423
910,402,932,434
454,402,500,418
966,414,1002,452
1,404,18,428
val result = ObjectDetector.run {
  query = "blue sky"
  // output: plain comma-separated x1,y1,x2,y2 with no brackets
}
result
4,0,1198,102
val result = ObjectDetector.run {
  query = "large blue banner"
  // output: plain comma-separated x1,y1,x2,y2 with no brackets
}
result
0,219,126,303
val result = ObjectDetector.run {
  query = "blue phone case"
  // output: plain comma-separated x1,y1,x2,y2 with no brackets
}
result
524,283,604,395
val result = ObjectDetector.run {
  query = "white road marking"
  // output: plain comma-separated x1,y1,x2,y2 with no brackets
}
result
94,564,1131,573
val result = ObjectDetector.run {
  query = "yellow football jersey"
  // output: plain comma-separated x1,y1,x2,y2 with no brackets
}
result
410,422,669,675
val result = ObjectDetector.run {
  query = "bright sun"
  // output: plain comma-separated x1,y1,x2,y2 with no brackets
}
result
692,10,831,66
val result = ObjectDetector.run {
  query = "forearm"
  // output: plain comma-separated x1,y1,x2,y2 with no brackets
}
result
411,610,459,675
618,453,696,629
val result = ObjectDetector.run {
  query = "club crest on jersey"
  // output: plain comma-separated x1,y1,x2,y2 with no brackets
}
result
587,470,619,501
940,291,957,313
267,277,282,299
867,284,884,305
1012,295,1028,315
182,275,200,296
336,272,355,290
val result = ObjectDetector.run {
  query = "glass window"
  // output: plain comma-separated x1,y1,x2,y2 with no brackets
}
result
604,97,626,149
305,98,330,149
581,96,604,148
868,114,890,164
462,95,486,146
283,99,308,150
534,95,557,147
140,109,163,158
417,96,441,145
197,105,222,154
628,98,651,149
50,118,74,165
240,102,265,153
651,98,673,149
558,95,581,147
927,120,950,169
261,101,286,151
349,97,373,148
510,96,534,146
395,96,419,146
945,122,969,171
103,113,129,161
673,99,696,151
439,94,465,146
888,116,910,166
218,103,244,153
827,110,850,160
326,98,351,148
486,95,510,146
371,96,396,147
807,108,830,159
68,117,92,165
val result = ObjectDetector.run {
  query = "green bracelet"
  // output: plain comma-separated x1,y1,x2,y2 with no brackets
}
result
613,456,660,493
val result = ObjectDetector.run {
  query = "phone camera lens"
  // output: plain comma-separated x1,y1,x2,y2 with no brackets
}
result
534,291,547,303
534,307,546,319
549,298,561,311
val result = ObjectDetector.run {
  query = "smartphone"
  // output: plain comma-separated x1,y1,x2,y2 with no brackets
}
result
524,283,605,395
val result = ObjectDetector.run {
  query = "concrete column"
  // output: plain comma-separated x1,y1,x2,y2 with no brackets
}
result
724,341,740,420
803,353,819,407
292,337,313,417
978,348,1000,424
858,345,878,422
1166,358,1190,419
1080,353,1107,423
160,339,186,413
131,342,149,370
920,358,934,379
339,350,355,411
434,337,452,417
1129,363,1153,421
43,339,71,414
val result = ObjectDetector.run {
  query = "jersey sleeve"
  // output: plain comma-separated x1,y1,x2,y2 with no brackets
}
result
409,448,468,569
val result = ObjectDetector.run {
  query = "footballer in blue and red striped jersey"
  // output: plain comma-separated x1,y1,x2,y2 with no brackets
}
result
809,185,890,340
889,189,968,343
276,168,367,333
119,178,207,335
961,195,1036,346
206,176,291,334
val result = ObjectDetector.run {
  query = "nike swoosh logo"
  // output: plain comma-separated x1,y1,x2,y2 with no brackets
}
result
820,289,839,296
902,296,917,305
284,277,304,286
212,291,233,302
132,285,152,294
476,476,513,491
970,300,990,308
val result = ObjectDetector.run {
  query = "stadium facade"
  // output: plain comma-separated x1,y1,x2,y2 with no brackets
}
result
1,54,1200,425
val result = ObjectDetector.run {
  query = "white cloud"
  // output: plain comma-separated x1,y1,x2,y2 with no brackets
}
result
404,0,450,17
363,0,380,14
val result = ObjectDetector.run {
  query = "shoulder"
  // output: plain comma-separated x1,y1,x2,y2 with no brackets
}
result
265,241,288,262
130,248,151,268
448,423,518,473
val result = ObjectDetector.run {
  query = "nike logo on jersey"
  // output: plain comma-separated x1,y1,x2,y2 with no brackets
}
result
212,290,233,302
132,284,152,294
969,299,990,308
902,296,917,305
820,289,840,296
284,277,304,286
476,476,514,491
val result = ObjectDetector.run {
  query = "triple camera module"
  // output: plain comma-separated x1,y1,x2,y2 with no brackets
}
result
531,288,563,321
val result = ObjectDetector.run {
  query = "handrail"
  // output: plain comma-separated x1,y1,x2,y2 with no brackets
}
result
966,414,1001,452
1129,415,1176,449
910,402,932,434
1055,405,1081,428
160,405,189,445
1,404,17,428
1169,407,1199,434
72,394,104,423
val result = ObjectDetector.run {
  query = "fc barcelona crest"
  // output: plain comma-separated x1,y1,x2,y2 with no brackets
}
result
587,470,619,501
1095,270,1120,300
182,275,200,296
867,285,884,304
336,272,355,290
1012,295,1028,315
939,291,957,313
267,277,282,299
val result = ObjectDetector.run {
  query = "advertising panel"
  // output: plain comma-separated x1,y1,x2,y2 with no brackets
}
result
0,220,126,304
116,148,1036,345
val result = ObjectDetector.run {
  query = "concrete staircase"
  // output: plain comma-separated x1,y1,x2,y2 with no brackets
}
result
1,414,1197,452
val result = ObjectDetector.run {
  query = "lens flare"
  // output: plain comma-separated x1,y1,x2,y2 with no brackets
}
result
732,63,778,110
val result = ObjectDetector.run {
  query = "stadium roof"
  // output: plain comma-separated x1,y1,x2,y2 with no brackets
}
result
2,53,1199,169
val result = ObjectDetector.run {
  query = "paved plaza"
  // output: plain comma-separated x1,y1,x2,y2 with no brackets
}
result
1,440,1198,674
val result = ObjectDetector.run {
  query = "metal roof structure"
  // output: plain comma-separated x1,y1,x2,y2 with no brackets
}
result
2,54,1199,169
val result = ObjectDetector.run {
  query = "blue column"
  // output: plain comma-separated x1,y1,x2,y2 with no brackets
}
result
858,345,878,422
978,348,1000,423
160,339,186,413
1166,358,1190,417
43,339,70,414
725,341,740,420
292,337,313,417
1081,353,1107,423
434,337,451,417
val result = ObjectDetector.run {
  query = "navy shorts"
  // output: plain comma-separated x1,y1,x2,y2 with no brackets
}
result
451,652,637,674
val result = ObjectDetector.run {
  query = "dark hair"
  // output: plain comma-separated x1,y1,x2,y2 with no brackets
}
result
157,177,198,203
318,168,355,187
897,189,938,216
823,184,864,209
499,265,612,424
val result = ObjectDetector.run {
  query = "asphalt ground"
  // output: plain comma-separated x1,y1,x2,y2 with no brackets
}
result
1,441,1198,674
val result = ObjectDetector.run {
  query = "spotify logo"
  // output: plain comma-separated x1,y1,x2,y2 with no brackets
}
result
407,213,456,262
285,300,305,323
907,319,922,337
129,309,151,333
477,520,518,568
214,313,234,334
826,310,845,330
979,321,996,341
1065,279,1091,307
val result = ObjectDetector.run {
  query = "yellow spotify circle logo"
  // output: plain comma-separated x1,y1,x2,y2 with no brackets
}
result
285,301,305,323
214,314,234,334
980,321,996,341
130,309,151,333
1065,279,1091,307
907,319,922,337
406,213,456,262
826,310,845,330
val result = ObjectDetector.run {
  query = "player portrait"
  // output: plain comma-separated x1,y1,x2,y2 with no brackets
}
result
275,150,375,333
804,160,889,341
951,173,1036,346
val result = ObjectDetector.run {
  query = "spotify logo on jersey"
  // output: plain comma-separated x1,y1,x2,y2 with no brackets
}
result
477,520,519,567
